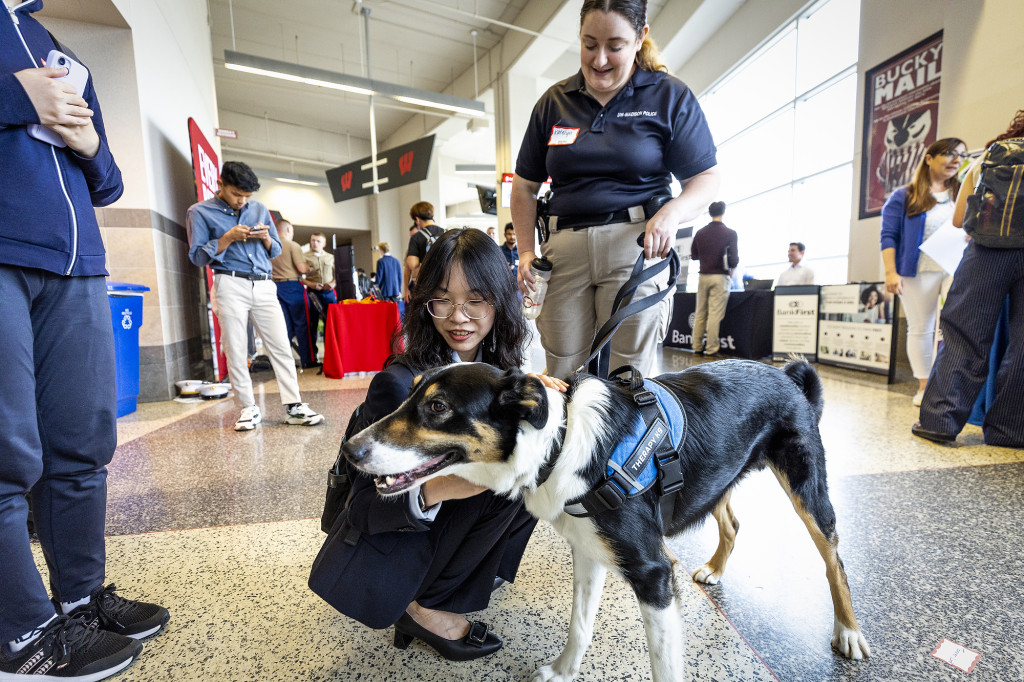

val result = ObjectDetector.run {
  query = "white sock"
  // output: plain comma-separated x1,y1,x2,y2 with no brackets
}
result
8,614,57,653
60,596,90,614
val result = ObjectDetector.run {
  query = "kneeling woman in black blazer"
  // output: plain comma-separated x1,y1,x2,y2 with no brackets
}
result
311,228,566,660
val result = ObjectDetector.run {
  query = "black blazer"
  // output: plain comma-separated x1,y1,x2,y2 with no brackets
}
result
309,361,535,628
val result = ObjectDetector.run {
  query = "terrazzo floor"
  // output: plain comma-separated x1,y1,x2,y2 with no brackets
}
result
28,345,1024,681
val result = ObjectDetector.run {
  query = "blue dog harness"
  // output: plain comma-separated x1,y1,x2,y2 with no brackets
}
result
564,377,686,519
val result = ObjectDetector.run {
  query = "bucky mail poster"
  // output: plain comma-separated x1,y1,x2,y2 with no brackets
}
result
859,31,943,218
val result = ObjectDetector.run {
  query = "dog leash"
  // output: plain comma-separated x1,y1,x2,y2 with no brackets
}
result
574,234,681,380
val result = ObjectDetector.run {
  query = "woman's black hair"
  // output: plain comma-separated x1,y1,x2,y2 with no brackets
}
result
395,228,529,371
860,285,880,306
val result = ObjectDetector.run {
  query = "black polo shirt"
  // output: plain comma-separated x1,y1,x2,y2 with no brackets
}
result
515,68,717,217
407,223,444,262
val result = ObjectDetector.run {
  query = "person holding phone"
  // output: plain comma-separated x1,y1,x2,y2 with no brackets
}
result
2,1,171,679
187,161,325,432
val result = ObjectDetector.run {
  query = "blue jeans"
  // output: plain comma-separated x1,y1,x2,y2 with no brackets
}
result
0,266,116,641
276,280,314,367
307,289,337,361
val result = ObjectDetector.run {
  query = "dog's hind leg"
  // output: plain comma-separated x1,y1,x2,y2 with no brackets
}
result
767,462,871,660
692,490,739,585
530,550,607,682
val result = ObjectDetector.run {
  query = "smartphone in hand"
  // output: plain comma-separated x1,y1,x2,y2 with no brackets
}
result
27,50,90,148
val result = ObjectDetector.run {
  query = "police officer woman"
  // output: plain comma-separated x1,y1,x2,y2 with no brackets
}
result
510,0,720,378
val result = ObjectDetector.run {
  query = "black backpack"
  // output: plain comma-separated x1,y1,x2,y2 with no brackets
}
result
963,138,1024,248
320,361,415,533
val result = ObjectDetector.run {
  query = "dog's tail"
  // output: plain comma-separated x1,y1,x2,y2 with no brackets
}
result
784,359,824,423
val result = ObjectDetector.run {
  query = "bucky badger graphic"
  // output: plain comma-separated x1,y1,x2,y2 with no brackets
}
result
876,110,932,196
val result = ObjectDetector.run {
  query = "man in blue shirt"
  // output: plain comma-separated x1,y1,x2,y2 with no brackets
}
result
375,241,402,301
187,161,324,431
499,222,518,274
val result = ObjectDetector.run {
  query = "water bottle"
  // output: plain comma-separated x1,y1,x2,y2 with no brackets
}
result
523,257,552,320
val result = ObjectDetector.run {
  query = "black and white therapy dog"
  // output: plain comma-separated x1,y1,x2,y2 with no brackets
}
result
343,359,870,681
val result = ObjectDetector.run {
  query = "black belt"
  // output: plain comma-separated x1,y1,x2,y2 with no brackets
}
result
552,195,673,232
554,209,634,231
214,269,272,281
273,277,301,282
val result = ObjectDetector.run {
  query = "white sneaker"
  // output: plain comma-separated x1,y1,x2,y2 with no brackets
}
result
912,389,925,407
285,402,324,426
235,405,262,431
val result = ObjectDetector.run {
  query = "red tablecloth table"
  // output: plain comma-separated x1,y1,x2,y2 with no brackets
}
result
322,301,401,378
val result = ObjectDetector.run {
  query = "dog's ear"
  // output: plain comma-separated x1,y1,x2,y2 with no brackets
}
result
497,369,549,430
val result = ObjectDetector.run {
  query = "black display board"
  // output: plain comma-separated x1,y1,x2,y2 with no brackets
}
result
663,290,773,359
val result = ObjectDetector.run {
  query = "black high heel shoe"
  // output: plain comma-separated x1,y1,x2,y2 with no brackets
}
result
392,612,502,661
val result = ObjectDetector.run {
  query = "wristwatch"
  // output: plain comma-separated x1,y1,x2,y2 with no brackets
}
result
417,488,430,512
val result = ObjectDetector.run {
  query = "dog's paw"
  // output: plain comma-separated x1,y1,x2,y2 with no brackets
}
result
692,563,723,585
832,620,871,660
529,664,576,682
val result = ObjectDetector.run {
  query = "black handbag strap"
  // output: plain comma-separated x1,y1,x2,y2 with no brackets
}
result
579,235,680,379
46,30,82,63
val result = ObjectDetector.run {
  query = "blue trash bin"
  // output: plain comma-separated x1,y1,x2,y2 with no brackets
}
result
106,282,150,417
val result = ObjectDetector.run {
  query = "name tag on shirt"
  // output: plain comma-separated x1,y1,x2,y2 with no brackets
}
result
548,126,580,146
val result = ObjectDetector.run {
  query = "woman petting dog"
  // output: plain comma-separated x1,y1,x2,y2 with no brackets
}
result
310,228,566,661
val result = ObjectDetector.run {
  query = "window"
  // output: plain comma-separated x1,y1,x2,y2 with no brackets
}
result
690,0,860,289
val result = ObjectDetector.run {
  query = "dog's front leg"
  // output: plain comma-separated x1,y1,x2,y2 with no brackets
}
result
530,550,606,682
639,599,684,682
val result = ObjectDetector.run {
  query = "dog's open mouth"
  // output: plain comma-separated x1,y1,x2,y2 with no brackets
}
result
373,451,461,495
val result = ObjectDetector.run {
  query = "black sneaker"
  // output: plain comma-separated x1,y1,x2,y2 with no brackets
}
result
66,584,169,641
0,614,141,681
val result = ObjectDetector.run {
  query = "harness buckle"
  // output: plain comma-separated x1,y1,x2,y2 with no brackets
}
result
592,481,626,513
657,452,684,495
633,390,657,407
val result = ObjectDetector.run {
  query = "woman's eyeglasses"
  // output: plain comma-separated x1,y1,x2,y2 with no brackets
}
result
940,151,970,160
426,298,493,319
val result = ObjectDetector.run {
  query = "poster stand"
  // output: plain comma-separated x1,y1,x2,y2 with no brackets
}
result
771,285,820,362
816,283,899,379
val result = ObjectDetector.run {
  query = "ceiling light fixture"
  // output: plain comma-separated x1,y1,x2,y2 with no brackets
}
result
391,95,485,118
223,50,486,118
273,176,323,186
455,164,496,174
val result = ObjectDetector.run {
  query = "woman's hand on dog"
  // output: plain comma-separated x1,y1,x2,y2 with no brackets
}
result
421,475,488,507
528,373,568,392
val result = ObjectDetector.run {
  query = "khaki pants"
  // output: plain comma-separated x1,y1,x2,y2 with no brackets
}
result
537,219,673,379
692,274,730,354
211,274,301,407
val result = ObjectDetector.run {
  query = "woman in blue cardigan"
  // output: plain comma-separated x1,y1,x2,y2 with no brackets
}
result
880,137,967,405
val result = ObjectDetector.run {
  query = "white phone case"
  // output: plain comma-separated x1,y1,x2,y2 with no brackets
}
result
27,50,91,148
